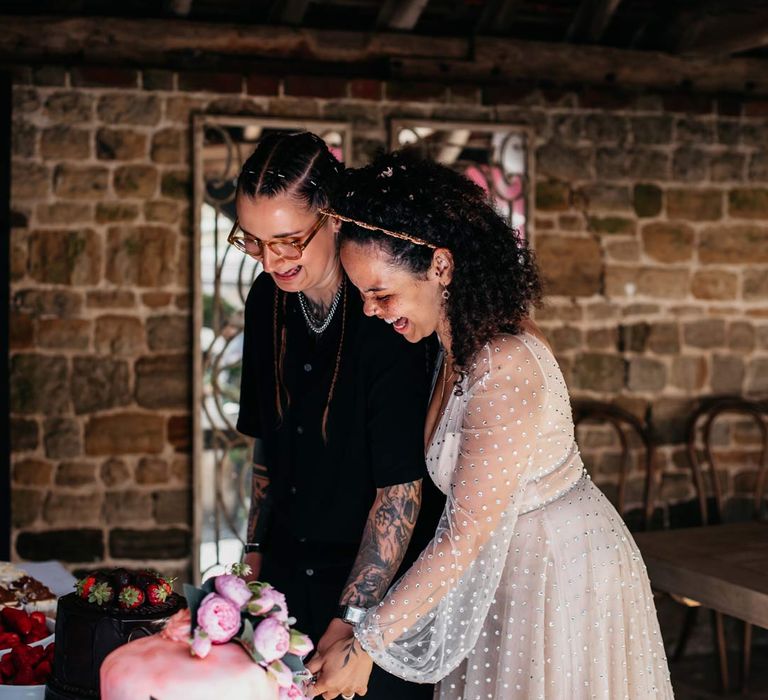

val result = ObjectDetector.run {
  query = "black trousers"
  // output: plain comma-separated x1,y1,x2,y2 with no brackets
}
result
261,551,434,700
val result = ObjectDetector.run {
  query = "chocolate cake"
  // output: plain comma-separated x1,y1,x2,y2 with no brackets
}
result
45,568,183,700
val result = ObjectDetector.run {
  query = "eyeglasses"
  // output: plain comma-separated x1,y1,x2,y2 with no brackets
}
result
227,213,329,261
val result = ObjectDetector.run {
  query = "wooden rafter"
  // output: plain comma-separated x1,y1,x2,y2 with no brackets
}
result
566,0,623,42
475,0,519,35
2,15,768,95
376,0,430,31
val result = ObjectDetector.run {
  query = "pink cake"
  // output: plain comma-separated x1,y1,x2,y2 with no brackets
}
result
100,631,278,700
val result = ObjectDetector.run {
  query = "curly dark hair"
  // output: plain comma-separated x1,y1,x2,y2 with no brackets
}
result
333,148,542,383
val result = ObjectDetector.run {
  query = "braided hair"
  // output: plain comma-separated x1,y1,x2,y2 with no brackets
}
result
334,148,542,392
237,131,345,439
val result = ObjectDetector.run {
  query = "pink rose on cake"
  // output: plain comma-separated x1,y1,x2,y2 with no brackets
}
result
191,626,212,658
253,617,290,663
197,593,242,643
161,608,192,643
248,584,289,621
214,574,252,609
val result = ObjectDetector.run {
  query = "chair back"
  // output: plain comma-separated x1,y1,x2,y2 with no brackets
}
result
573,400,656,530
686,397,768,525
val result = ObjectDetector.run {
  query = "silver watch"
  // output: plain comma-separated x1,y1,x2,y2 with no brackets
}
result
337,604,367,625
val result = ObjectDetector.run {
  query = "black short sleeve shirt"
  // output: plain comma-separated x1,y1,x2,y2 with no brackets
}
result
237,273,434,549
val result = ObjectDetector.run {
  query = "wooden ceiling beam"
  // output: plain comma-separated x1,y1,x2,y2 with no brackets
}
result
566,0,623,42
475,0,520,35
2,15,768,94
376,0,431,30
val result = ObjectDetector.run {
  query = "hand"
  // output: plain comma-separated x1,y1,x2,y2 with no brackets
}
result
242,552,262,582
316,618,353,657
306,636,372,699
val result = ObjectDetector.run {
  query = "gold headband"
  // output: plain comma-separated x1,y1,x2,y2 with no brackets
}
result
319,208,437,249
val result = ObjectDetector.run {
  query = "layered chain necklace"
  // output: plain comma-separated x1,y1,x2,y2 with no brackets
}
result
297,279,344,334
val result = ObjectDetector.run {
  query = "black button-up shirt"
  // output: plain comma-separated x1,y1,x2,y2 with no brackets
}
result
237,273,442,568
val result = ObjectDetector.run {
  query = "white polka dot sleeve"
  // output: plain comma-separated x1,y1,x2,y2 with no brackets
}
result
354,336,542,683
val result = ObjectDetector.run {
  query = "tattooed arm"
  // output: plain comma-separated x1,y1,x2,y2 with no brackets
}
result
340,479,422,607
243,440,272,582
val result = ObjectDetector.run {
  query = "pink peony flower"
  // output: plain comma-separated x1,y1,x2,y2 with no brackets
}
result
215,574,252,609
253,616,290,664
197,592,242,643
161,609,192,643
191,627,212,658
248,585,288,621
266,658,293,688
288,629,313,657
279,683,307,700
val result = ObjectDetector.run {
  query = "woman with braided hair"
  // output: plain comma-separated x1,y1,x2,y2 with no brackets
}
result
308,149,673,699
231,132,441,700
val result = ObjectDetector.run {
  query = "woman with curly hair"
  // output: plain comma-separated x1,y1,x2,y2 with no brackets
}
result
230,132,441,700
308,150,673,700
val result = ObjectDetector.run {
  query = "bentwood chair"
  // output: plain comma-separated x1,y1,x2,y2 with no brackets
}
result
674,396,768,693
572,400,659,531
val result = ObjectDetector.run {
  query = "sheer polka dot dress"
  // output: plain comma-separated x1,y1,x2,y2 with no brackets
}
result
355,333,673,699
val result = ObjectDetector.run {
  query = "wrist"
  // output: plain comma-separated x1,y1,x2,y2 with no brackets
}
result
337,604,367,626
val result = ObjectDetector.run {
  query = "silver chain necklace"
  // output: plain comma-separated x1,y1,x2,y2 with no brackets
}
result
297,281,344,334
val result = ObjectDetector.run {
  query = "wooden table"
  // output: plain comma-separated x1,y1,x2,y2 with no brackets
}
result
634,521,768,630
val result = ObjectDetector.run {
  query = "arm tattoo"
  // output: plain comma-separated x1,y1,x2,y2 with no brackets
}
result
341,480,422,607
342,639,359,667
247,461,272,544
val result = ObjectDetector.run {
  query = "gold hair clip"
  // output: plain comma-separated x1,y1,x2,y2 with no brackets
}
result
319,208,437,249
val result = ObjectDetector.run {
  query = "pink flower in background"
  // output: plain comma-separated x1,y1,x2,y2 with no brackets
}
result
215,574,252,609
288,629,313,656
161,609,192,643
248,585,288,621
191,627,212,658
197,593,242,643
253,616,290,663
279,683,306,700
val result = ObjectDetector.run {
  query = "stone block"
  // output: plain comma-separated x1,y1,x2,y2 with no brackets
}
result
94,315,145,356
728,188,768,218
550,325,582,353
747,152,768,181
143,292,174,308
44,92,94,123
28,229,101,285
12,121,37,158
96,202,140,223
711,355,745,394
71,66,139,88
37,318,91,351
619,323,649,352
672,147,709,182
670,356,707,391
53,164,109,199
571,353,626,392
743,269,768,300
535,181,570,211
109,528,191,559
171,456,191,485
641,222,694,262
106,225,177,287
160,169,190,200
72,357,132,414
97,94,161,125
43,417,82,460
146,315,189,351
13,458,52,486
11,161,49,200
633,184,662,217
10,418,39,452
10,311,34,350
86,290,136,309
583,114,628,143
11,354,69,415
604,239,639,262
55,461,97,487
728,322,756,352
711,153,745,182
745,358,768,394
96,128,147,160
144,200,179,224
14,288,83,318
114,165,158,198
631,116,673,144
691,269,738,300
36,202,92,224
12,490,43,528
756,324,768,349
666,189,722,221
151,128,186,164
588,216,636,235
585,327,618,350
700,226,768,263
647,323,680,354
167,415,191,453
41,126,91,159
164,96,209,123
103,491,154,524
536,143,592,180
606,267,690,299
154,489,191,524
15,529,104,563
630,150,669,180
676,116,715,143
101,459,131,487
136,457,169,484
44,492,102,525
85,413,166,455
683,319,727,349
536,235,601,296
628,357,667,392
135,354,191,409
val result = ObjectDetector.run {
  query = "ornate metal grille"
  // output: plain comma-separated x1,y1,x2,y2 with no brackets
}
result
390,120,531,238
193,118,350,581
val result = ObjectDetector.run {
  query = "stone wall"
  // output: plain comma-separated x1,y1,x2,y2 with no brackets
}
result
8,65,768,576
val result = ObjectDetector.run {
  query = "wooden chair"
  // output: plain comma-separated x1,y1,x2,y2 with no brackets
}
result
674,396,768,693
572,400,658,530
